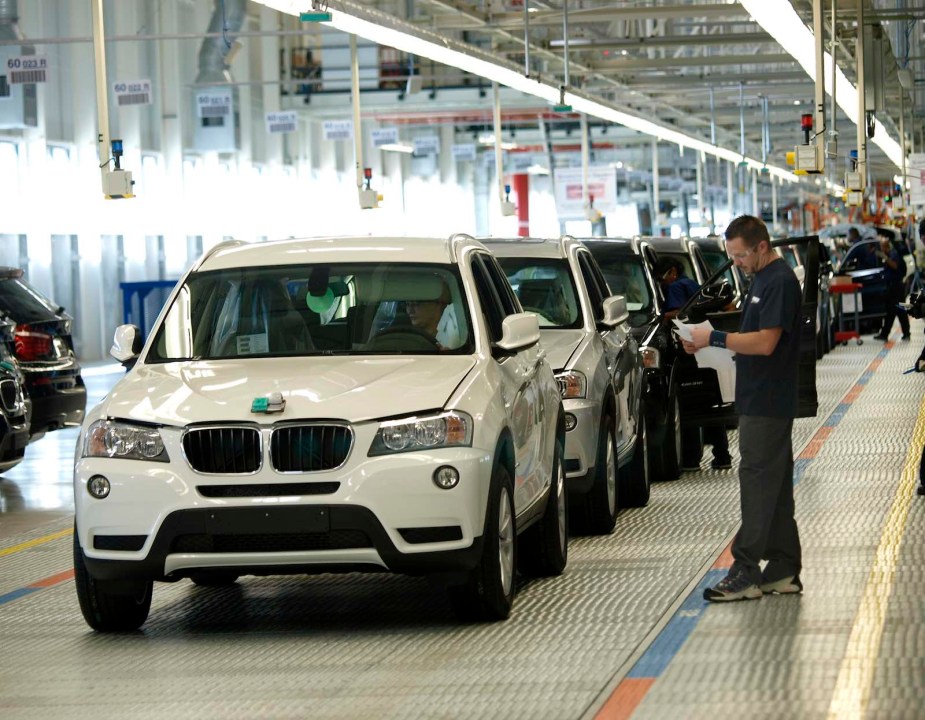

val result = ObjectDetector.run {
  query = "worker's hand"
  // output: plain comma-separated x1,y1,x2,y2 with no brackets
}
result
689,325,711,350
681,338,698,355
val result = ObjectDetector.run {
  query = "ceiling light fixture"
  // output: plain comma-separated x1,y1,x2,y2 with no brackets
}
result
739,0,902,169
256,0,800,182
378,142,415,154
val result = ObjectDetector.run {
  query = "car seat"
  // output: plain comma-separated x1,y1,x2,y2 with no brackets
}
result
219,279,313,355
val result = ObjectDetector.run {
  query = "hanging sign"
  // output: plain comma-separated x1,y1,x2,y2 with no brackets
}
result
371,127,399,147
909,153,925,206
322,119,354,141
113,79,152,107
265,111,297,134
553,165,618,218
413,136,440,155
195,89,232,118
452,144,476,162
6,55,48,84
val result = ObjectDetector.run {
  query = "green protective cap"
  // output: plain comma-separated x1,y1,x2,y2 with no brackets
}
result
306,287,336,314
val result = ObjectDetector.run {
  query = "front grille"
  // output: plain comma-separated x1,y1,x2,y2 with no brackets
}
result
171,530,371,554
270,424,353,472
197,482,340,498
183,426,261,474
0,379,19,412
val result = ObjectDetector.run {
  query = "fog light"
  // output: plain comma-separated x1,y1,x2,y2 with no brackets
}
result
565,413,577,431
87,475,111,499
433,465,460,489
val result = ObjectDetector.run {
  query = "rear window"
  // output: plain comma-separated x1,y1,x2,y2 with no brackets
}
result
0,277,60,323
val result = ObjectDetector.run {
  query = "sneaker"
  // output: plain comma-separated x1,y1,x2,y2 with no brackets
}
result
703,568,762,602
901,334,911,341
711,456,733,470
760,575,803,595
917,485,925,497
873,334,889,341
681,463,702,472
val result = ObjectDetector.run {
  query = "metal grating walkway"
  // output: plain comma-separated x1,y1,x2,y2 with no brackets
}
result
1,324,924,720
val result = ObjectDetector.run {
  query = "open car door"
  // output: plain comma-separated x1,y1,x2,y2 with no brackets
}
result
674,235,820,426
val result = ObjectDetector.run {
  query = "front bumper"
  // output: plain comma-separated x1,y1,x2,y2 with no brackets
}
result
75,434,492,582
562,397,600,493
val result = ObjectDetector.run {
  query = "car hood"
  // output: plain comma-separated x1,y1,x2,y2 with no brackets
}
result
102,357,477,426
539,329,585,371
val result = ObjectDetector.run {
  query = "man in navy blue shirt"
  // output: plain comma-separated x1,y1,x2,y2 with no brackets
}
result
683,215,804,602
872,235,910,341
655,256,699,321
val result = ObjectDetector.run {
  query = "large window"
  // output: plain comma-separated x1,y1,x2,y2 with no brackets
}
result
496,258,582,329
149,262,473,361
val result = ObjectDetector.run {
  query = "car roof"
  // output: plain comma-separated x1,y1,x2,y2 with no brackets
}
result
480,237,569,260
637,236,694,253
196,236,486,272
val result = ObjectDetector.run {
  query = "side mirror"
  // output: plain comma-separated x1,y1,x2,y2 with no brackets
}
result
600,295,629,328
110,324,142,366
495,312,540,353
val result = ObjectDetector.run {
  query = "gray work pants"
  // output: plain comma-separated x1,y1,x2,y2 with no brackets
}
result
731,414,801,584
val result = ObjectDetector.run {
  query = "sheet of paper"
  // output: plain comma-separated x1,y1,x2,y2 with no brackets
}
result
673,319,737,403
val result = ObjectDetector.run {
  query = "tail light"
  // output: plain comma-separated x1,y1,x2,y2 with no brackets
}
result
14,325,53,361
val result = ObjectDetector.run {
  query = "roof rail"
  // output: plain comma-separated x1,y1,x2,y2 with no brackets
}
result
190,239,247,272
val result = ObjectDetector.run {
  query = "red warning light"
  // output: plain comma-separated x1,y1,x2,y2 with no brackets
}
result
363,167,372,180
800,114,813,131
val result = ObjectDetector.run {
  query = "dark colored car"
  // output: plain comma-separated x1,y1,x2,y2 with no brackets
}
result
691,235,748,308
0,268,87,439
832,235,915,333
0,317,31,472
586,236,820,479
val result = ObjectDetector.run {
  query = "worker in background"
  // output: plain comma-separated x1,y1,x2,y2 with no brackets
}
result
873,235,910,341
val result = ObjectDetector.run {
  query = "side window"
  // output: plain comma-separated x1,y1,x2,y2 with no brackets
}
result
577,253,605,322
471,255,504,343
481,254,520,316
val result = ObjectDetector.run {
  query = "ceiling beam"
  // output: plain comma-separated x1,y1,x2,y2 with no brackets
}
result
546,32,774,51
431,3,752,29
585,54,795,72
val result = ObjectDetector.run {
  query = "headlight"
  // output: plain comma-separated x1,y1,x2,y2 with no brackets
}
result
555,370,586,399
640,346,661,369
369,411,473,456
83,420,169,462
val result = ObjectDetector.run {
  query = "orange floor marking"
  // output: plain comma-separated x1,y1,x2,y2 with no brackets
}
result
29,569,75,588
595,678,656,720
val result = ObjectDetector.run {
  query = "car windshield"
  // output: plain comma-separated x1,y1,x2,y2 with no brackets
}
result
147,262,474,361
584,247,656,328
837,241,883,273
0,276,62,323
701,249,737,287
496,258,582,329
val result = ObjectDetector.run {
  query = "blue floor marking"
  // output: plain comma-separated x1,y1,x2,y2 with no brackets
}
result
0,586,39,606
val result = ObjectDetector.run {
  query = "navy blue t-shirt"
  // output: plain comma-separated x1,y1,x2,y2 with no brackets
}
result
883,248,904,286
664,276,699,311
735,259,802,418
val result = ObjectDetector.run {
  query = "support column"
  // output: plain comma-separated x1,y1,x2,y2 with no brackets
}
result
513,173,530,237
726,160,734,219
652,139,660,235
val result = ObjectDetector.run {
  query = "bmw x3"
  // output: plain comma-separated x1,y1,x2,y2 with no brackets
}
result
73,236,567,631
484,237,648,535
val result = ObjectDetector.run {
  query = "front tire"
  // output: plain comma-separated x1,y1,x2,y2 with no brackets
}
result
73,528,152,632
620,410,650,507
579,414,619,534
520,436,568,575
658,393,682,481
448,464,516,621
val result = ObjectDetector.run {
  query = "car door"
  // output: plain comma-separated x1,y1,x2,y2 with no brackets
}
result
471,253,547,511
575,249,635,452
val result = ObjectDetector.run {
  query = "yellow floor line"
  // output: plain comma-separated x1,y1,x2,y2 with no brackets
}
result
827,392,925,719
0,528,73,558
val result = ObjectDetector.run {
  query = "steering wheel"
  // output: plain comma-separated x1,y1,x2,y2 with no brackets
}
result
369,325,441,351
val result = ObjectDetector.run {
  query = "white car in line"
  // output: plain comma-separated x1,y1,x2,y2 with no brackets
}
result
73,235,566,630
484,237,649,535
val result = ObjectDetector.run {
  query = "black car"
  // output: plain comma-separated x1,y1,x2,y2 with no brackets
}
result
0,318,31,472
0,268,87,439
692,235,748,309
586,236,820,480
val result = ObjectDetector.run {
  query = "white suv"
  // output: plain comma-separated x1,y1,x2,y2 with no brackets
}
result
73,236,566,630
485,238,648,535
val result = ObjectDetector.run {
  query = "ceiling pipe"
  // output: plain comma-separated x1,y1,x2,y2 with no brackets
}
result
196,0,247,83
0,0,22,41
